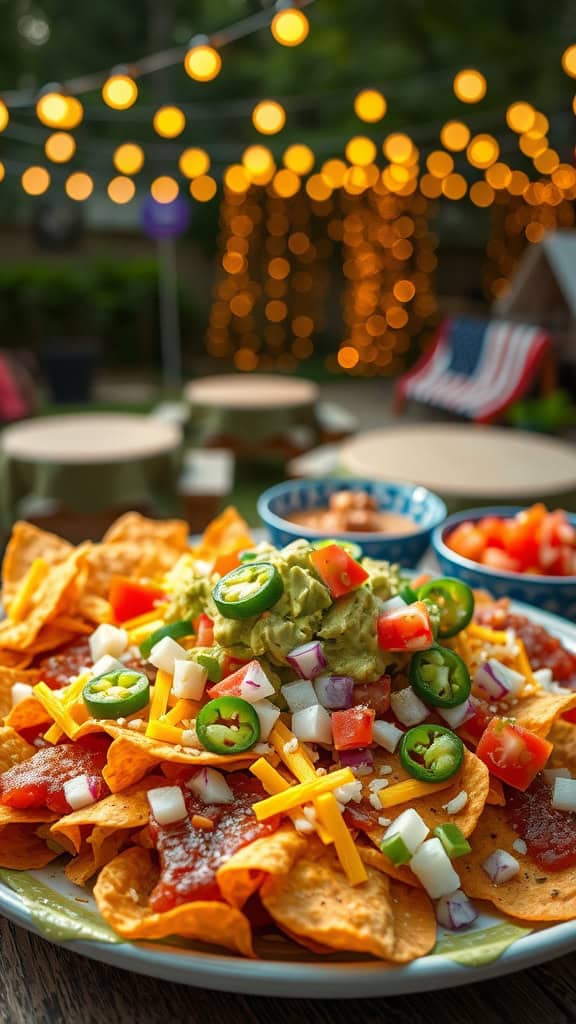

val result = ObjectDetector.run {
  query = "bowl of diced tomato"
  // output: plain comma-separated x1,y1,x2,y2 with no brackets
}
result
432,504,576,619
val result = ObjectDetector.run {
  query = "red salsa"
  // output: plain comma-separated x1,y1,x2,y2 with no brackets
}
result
475,601,576,685
148,772,279,911
505,773,576,871
0,744,109,814
34,637,153,690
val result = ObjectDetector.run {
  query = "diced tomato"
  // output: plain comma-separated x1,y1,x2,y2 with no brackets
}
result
207,660,259,699
477,516,506,549
195,614,214,648
481,547,521,572
109,577,166,623
459,697,492,742
352,675,391,717
377,601,434,652
563,706,576,724
331,707,375,750
503,504,546,569
446,522,485,563
309,544,369,599
445,504,576,577
476,717,552,791
221,653,249,678
0,745,108,813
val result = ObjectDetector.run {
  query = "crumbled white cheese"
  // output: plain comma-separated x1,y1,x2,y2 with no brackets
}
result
369,792,384,810
253,742,272,754
352,765,373,778
302,805,317,824
379,765,393,776
442,790,468,815
293,815,315,835
333,780,363,804
127,718,145,731
512,838,528,856
378,816,392,828
283,738,299,755
368,778,390,792
315,767,327,777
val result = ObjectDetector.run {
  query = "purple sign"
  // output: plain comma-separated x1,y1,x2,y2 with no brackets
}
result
140,195,191,239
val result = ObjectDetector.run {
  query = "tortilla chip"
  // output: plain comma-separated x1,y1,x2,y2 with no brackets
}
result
2,522,73,605
0,824,59,869
100,731,256,792
260,842,396,960
103,513,189,552
512,690,576,737
84,543,150,598
51,778,163,853
4,696,52,733
0,651,34,670
0,726,36,772
0,546,90,651
549,719,576,776
388,879,437,963
192,506,253,566
65,829,128,887
217,826,307,908
93,846,254,956
74,593,112,625
0,666,42,720
65,850,100,887
459,803,576,921
0,806,57,827
365,749,490,885
486,776,506,806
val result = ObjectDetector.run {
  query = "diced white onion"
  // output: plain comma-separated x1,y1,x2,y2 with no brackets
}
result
482,849,520,884
410,838,461,899
89,623,128,664
442,790,468,815
181,728,201,748
384,808,429,855
390,687,429,727
372,719,404,753
436,889,478,930
533,668,553,688
512,838,527,856
551,776,576,812
148,636,187,674
291,704,332,744
286,641,327,680
281,679,319,713
172,659,207,701
474,659,525,701
438,696,477,730
63,774,97,811
91,654,126,678
379,596,407,613
543,767,571,785
10,682,34,706
253,699,281,741
187,767,233,804
238,662,276,704
147,785,187,825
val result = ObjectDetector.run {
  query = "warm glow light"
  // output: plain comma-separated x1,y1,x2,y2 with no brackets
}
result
36,92,83,129
383,133,414,164
224,164,250,193
506,102,535,133
562,45,576,78
305,174,332,201
21,166,50,195
321,159,347,187
534,148,559,174
272,168,300,197
271,8,309,47
470,181,494,207
453,69,487,104
552,164,576,189
485,162,512,189
508,169,529,195
242,145,273,177
354,89,386,123
293,315,313,336
44,132,76,163
393,280,416,302
283,143,314,175
0,101,9,133
269,257,290,279
467,134,499,169
65,172,93,201
153,106,185,138
151,176,179,203
184,44,221,82
519,133,547,157
190,175,217,201
107,176,136,204
345,136,377,166
252,100,286,135
440,120,470,151
426,151,454,178
113,143,144,175
179,148,210,178
102,74,138,110
265,300,287,322
338,345,359,369
0,162,4,183
419,174,443,198
442,173,467,199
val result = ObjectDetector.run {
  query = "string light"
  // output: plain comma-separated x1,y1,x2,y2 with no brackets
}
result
354,89,387,122
440,121,470,151
0,101,9,133
36,91,83,128
179,148,210,178
190,175,217,201
561,44,576,78
467,134,499,169
151,176,179,203
283,144,314,175
113,143,144,175
184,41,222,82
252,100,286,134
153,106,185,138
45,132,76,163
102,72,138,110
506,102,535,133
270,6,310,47
21,166,50,195
426,151,454,178
470,181,494,207
107,176,136,204
0,162,4,183
242,145,274,179
453,69,486,103
65,171,93,200
345,136,377,166
321,159,347,187
224,164,251,193
383,134,414,164
442,173,467,199
272,168,301,197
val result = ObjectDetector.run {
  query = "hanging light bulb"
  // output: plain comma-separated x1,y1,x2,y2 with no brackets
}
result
65,172,94,201
102,68,138,110
0,101,9,133
107,176,136,204
36,85,83,128
21,166,51,196
45,132,76,163
252,100,286,134
184,35,221,81
271,3,309,46
153,106,186,138
113,143,145,175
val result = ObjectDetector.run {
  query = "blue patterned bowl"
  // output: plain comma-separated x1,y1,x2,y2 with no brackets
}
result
257,478,447,567
432,506,576,620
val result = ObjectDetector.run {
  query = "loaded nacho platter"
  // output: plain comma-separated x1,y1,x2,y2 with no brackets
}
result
0,507,575,996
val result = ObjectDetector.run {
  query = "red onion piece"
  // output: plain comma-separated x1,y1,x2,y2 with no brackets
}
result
438,694,478,729
287,641,327,679
314,675,354,709
482,849,520,884
474,659,524,701
339,747,374,770
436,890,478,930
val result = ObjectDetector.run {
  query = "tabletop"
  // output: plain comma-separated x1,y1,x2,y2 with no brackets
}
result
1,918,575,1024
339,424,576,500
1,414,182,465
185,374,319,410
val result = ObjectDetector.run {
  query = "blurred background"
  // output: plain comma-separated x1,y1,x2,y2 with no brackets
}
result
0,0,575,536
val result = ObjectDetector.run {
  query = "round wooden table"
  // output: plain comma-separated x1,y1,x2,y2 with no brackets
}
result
340,424,576,503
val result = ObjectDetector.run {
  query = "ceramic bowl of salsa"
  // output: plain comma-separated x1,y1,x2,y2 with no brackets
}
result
257,478,447,566
432,506,576,620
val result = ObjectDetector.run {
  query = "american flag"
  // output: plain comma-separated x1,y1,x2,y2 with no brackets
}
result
395,316,551,423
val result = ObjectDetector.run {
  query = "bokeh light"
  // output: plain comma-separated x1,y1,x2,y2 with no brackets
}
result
113,143,144,175
184,44,221,81
506,102,535,133
383,133,414,164
102,74,138,110
190,175,217,201
322,159,347,187
561,45,576,78
153,106,185,138
305,174,332,200
270,8,309,46
151,176,179,203
0,101,9,133
179,148,210,178
272,168,300,197
36,92,83,129
242,144,274,178
45,131,76,163
467,134,499,168
283,144,314,175
65,172,93,201
440,121,470,151
224,164,250,193
345,136,377,166
485,162,512,189
453,69,487,103
442,173,467,199
426,150,454,178
470,181,494,207
338,346,359,369
21,166,50,195
354,89,387,122
252,100,286,135
107,176,136,204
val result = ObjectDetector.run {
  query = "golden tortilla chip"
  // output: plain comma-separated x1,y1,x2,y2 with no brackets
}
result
51,778,163,853
4,696,52,733
0,806,57,827
65,850,100,887
549,719,576,776
260,842,396,960
459,803,576,921
2,522,73,605
84,542,150,598
74,593,112,625
217,826,307,908
192,506,253,566
486,776,506,806
0,546,89,651
0,666,42,720
65,830,128,887
512,690,576,737
0,824,58,869
0,651,34,670
94,846,254,956
0,726,36,772
103,512,189,552
388,879,437,963
100,731,256,792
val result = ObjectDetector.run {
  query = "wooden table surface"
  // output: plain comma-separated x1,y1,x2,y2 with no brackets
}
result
1,919,574,1024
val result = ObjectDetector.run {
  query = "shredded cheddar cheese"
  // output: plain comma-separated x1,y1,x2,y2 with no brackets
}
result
145,670,173,734
8,558,48,622
252,767,354,821
378,776,453,809
314,792,368,886
250,757,333,844
43,671,92,743
34,682,80,740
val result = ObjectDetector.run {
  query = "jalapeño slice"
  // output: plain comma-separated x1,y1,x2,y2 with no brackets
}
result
83,669,150,720
212,562,283,620
410,646,471,708
196,696,260,754
416,578,474,639
313,538,363,561
139,619,193,659
399,724,464,783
